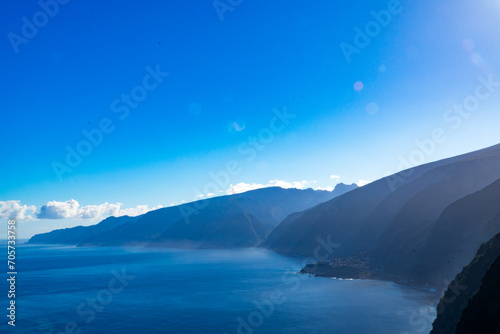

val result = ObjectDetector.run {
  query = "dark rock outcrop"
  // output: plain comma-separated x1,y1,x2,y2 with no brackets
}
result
431,233,500,334
455,255,500,333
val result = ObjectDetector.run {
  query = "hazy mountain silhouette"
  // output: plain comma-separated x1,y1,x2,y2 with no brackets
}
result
265,143,500,287
28,184,357,248
380,177,500,287
28,215,140,245
30,143,500,291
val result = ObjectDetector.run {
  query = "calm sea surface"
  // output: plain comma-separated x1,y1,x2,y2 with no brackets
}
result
1,243,437,333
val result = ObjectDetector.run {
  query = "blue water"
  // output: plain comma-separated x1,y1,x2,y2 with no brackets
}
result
1,243,437,333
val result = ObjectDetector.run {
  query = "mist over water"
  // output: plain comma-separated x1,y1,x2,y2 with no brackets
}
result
2,243,436,333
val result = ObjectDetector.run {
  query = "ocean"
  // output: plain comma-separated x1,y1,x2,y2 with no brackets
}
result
1,243,437,333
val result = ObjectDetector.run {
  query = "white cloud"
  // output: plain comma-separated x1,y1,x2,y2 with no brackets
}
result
357,180,372,187
195,192,216,199
0,201,37,220
225,182,267,195
330,175,341,180
224,180,315,196
37,199,83,219
168,200,186,207
269,179,313,189
114,204,163,218
315,186,334,191
78,202,122,219
0,200,163,222
36,200,164,220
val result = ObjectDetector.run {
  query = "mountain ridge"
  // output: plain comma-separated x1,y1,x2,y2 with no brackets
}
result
28,183,357,249
266,143,500,288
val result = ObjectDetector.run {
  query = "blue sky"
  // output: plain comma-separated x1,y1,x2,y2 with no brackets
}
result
2,0,500,237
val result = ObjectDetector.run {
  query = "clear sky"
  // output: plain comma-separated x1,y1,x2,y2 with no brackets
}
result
2,0,500,238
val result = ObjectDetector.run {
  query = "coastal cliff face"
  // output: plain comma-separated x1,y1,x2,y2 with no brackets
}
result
431,233,500,334
268,144,500,289
297,177,500,289
457,257,500,334
455,255,500,334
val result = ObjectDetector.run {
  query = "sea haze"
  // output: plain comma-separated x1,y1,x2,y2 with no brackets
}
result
3,243,437,334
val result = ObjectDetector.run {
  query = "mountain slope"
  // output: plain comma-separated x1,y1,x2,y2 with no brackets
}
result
265,144,500,287
27,215,139,245
455,254,500,334
431,233,500,334
266,144,500,256
385,177,500,286
29,184,357,249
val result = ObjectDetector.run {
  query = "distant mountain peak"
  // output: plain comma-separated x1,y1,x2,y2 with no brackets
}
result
334,182,358,192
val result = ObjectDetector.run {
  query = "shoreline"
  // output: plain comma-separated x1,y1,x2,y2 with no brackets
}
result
23,241,442,294
300,261,441,292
